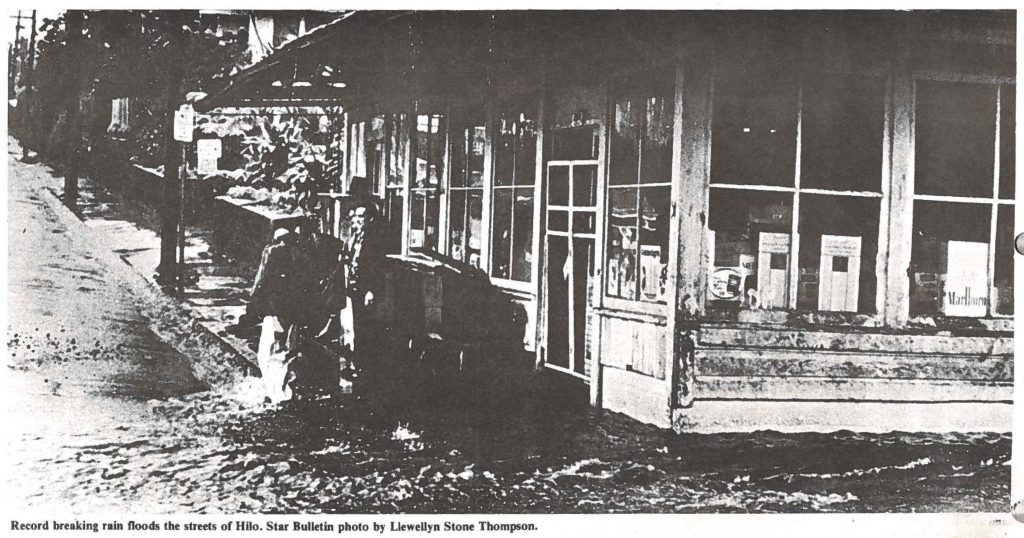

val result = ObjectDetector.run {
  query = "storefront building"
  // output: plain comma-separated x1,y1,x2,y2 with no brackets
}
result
202,11,1015,432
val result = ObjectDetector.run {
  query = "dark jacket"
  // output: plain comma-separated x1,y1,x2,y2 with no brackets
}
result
343,215,386,300
250,233,307,326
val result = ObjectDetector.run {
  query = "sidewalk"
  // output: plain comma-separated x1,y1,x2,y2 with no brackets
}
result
7,137,256,388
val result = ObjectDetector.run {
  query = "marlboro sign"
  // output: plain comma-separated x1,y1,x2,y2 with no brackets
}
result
943,241,988,317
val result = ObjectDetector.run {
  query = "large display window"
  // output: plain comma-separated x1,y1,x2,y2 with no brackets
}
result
447,109,486,268
604,74,674,305
490,100,538,283
909,81,1014,319
382,113,408,254
408,113,446,252
708,71,885,316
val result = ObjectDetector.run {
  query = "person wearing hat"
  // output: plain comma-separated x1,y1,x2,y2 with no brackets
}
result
249,225,305,401
317,176,386,380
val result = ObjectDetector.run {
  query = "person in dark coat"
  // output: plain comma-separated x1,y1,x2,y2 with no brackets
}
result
316,177,386,378
345,180,387,371
249,226,305,400
250,227,304,329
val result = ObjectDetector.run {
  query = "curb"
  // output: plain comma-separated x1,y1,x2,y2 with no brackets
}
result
26,159,259,389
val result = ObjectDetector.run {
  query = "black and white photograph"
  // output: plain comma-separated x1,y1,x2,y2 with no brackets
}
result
2,6,1018,530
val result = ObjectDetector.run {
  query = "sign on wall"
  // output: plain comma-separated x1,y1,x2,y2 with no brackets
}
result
173,104,195,143
196,138,222,175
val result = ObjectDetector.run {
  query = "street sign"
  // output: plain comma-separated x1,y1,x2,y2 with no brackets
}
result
196,138,222,175
197,157,218,175
173,104,195,143
197,138,222,159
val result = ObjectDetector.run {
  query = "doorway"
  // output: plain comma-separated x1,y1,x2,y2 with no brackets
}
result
543,131,599,379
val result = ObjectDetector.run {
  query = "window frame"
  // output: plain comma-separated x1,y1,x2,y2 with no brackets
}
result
909,73,1016,321
599,73,679,317
706,68,892,321
487,97,543,293
446,110,488,268
407,111,449,253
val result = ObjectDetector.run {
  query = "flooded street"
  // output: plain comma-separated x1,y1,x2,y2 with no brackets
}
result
5,148,1011,515
5,375,1011,514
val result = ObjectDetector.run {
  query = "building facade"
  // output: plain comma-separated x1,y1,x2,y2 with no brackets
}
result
203,11,1016,432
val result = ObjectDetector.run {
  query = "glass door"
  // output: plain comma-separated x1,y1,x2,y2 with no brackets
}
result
544,159,598,378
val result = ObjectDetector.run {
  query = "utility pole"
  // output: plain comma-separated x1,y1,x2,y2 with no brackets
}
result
62,10,86,210
156,11,194,288
8,11,23,99
22,9,38,160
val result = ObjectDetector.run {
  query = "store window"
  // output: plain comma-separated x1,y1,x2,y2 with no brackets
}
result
605,74,674,304
347,120,367,187
491,101,538,282
909,81,1014,318
708,71,885,315
448,110,486,267
381,113,409,254
408,113,445,252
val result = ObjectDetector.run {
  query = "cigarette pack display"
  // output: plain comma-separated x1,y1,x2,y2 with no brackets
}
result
943,240,988,317
818,235,862,312
757,232,790,309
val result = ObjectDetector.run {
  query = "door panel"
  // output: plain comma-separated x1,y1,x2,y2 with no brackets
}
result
572,237,594,375
542,153,599,379
546,235,571,369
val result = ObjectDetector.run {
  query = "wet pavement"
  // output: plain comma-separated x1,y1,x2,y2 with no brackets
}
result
4,141,1012,514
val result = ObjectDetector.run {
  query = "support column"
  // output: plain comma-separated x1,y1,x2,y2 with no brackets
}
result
61,10,86,210
883,68,915,328
156,15,189,287
671,53,714,409
21,9,37,161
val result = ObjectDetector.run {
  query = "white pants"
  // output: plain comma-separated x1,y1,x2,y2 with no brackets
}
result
257,315,292,402
338,299,355,351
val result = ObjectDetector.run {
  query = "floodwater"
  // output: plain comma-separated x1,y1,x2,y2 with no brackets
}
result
5,370,1011,514
5,160,1011,514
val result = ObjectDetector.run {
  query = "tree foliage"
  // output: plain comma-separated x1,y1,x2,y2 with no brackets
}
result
24,10,250,161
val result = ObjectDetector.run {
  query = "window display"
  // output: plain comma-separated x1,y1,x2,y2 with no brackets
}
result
448,113,486,267
604,74,674,305
910,81,1014,318
382,114,408,254
347,120,367,187
708,70,884,315
817,235,862,312
706,191,793,310
408,113,445,252
797,196,880,314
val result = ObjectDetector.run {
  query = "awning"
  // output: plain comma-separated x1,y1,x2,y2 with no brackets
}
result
197,10,1015,113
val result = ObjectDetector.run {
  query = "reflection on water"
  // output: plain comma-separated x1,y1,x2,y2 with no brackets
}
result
6,373,1011,514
